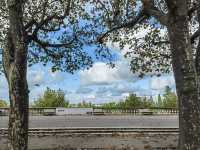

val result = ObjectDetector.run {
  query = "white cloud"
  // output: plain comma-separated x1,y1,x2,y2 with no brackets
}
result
80,61,137,86
0,75,8,100
49,70,65,82
28,70,45,88
76,87,93,94
150,75,175,91
121,92,130,97
85,94,96,99
107,83,136,96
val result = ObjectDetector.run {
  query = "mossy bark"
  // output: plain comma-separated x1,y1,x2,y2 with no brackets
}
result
2,0,29,149
167,0,200,149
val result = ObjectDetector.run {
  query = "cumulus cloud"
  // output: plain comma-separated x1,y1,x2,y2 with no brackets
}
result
96,87,108,95
94,83,140,98
107,83,136,96
150,75,175,91
85,94,96,99
76,87,93,94
49,70,65,82
0,75,8,100
80,61,137,86
28,70,45,88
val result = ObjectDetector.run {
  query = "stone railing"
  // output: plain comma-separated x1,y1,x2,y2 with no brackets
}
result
0,107,178,116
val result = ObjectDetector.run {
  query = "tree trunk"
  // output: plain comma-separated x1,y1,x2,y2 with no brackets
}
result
2,0,29,149
167,1,200,149
195,2,200,75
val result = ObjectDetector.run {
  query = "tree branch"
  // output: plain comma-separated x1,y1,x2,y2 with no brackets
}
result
97,11,146,43
32,14,65,37
188,2,200,17
191,29,200,44
142,0,169,26
32,36,76,49
24,19,37,30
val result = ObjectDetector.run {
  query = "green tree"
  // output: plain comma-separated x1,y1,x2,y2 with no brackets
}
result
141,96,154,108
101,95,155,109
157,94,163,107
116,100,126,108
162,86,177,108
77,100,94,108
0,100,7,107
91,0,200,148
123,94,143,108
0,0,113,148
33,88,69,108
102,102,117,109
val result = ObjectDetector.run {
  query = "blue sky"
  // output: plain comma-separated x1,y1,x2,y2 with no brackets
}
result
0,14,175,104
0,49,175,104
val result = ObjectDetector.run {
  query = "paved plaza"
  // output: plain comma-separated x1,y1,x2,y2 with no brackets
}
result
0,115,178,128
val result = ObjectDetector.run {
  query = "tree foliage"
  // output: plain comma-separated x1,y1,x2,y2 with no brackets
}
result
88,0,199,77
33,87,69,107
101,93,154,109
101,88,177,110
0,0,115,73
162,86,177,108
77,100,94,108
88,1,200,147
0,100,7,107
154,86,178,108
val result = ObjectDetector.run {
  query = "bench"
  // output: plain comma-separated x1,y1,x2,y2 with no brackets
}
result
92,111,105,115
141,111,154,115
139,109,154,115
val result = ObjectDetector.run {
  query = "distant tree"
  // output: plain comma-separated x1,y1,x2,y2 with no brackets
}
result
141,96,154,108
117,100,126,108
157,94,163,107
77,100,94,108
124,94,142,108
0,100,7,107
33,87,69,108
162,86,177,108
102,94,154,109
102,102,117,109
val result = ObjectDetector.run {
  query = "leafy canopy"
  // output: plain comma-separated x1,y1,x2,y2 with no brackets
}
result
33,87,69,107
0,100,8,107
88,0,199,77
162,86,177,108
0,0,114,73
101,93,154,109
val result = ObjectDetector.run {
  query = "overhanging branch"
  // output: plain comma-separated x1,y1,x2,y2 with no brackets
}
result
98,11,146,43
32,36,76,49
191,29,200,44
142,0,169,26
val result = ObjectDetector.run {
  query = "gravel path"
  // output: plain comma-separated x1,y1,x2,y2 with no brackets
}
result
0,133,178,149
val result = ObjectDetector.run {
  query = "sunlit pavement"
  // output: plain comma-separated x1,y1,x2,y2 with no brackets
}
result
0,115,178,128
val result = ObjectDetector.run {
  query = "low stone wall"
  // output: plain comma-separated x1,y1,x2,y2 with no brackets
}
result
0,107,178,116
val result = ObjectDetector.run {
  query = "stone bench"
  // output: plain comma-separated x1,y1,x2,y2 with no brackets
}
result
139,109,154,115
